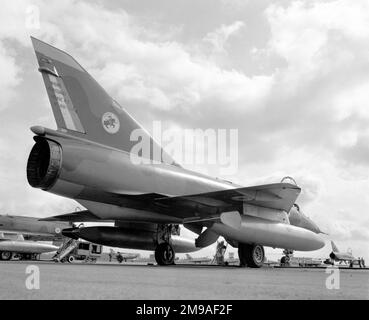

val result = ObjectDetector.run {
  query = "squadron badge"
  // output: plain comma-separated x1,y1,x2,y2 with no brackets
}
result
102,112,120,134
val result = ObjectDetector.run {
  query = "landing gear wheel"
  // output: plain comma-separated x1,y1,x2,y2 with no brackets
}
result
31,254,39,261
238,246,247,267
281,255,290,266
155,243,175,266
24,254,32,260
238,243,264,268
68,256,75,263
0,251,12,261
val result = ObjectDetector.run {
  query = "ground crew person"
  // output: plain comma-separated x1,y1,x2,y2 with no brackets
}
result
109,249,114,262
216,241,227,265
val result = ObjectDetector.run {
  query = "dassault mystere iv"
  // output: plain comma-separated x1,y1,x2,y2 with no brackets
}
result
26,37,325,267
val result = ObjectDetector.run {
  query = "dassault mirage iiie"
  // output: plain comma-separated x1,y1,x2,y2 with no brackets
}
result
26,37,325,267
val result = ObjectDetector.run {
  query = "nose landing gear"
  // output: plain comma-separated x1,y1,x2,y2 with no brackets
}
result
154,224,177,265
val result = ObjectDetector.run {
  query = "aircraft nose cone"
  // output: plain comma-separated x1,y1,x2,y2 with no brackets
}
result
309,220,323,234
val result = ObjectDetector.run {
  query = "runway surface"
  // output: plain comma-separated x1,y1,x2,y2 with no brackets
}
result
0,261,368,300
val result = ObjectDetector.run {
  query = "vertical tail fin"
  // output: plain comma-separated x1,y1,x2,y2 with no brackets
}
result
31,37,177,165
331,241,339,252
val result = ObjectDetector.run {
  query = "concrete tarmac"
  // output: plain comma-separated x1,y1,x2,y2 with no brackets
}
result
0,261,368,300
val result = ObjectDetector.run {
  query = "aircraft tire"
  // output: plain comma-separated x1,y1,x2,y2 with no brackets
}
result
238,246,247,267
155,243,175,266
0,251,12,261
238,243,264,268
68,256,75,263
24,254,32,260
31,253,39,260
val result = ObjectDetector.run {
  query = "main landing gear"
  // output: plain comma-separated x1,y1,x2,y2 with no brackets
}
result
238,243,265,268
0,251,12,261
155,243,175,265
154,224,178,265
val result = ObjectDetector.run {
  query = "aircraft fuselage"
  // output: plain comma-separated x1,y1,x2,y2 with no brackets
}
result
27,128,324,252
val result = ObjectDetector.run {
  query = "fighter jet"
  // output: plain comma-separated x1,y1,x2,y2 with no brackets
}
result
113,250,139,263
183,254,212,264
329,241,356,265
26,37,325,267
0,233,59,261
0,214,70,241
0,214,70,260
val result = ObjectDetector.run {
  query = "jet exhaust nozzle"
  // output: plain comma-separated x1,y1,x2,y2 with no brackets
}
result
27,138,62,190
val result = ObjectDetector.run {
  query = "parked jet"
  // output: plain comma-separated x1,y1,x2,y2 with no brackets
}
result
0,215,70,260
113,250,139,263
26,37,325,267
0,214,70,241
184,254,212,264
0,233,59,260
329,241,356,265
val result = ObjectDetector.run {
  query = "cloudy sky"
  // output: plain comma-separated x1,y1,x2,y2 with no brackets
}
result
0,0,368,261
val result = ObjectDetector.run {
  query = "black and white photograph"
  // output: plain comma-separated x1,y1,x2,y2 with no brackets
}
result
0,0,368,304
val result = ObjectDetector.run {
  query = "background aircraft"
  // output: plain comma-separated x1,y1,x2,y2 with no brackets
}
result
0,214,70,242
0,232,59,260
0,214,70,260
329,241,356,265
112,250,139,263
26,37,325,267
183,254,212,264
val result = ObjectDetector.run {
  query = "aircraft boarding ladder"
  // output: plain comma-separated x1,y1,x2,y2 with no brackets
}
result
53,238,78,262
212,241,228,265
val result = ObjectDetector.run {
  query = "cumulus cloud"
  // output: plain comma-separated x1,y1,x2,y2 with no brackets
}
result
0,45,21,111
203,21,245,53
264,0,369,148
338,133,369,167
326,219,369,242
